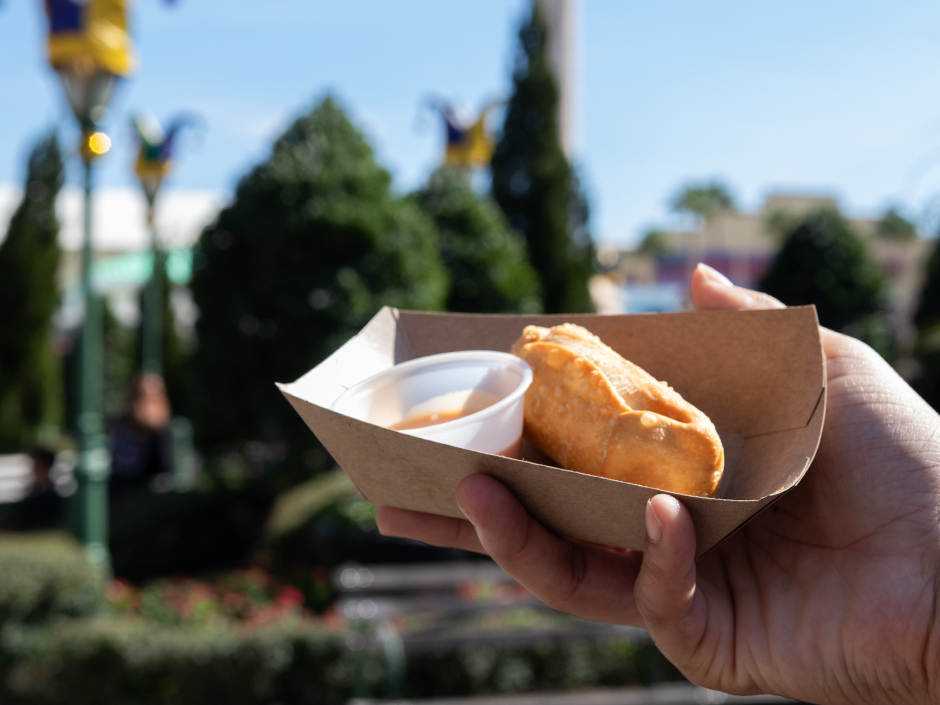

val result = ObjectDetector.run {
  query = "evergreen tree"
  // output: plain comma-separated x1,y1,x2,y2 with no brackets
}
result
189,96,448,459
491,3,594,314
0,132,64,451
913,238,940,410
412,167,541,313
760,209,892,357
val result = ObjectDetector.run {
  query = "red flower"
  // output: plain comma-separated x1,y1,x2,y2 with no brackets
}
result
275,585,305,609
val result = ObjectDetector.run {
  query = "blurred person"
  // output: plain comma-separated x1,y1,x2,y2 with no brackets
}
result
378,263,940,705
109,373,174,493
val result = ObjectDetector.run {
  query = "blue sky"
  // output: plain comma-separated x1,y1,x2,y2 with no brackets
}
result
4,1,940,246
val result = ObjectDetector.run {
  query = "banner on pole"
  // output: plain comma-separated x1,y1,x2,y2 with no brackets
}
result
432,100,500,169
46,0,135,76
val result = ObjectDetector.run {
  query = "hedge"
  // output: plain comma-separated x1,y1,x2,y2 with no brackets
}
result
0,533,680,703
0,618,370,705
0,533,101,626
0,617,675,705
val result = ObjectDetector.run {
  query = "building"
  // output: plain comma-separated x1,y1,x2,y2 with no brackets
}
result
601,194,931,346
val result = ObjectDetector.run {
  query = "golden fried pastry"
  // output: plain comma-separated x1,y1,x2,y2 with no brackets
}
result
511,323,724,497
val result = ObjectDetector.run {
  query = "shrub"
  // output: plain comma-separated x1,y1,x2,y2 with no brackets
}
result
0,536,681,703
411,167,541,314
188,95,448,472
760,209,892,357
0,616,676,705
108,486,272,583
0,533,101,626
0,618,367,705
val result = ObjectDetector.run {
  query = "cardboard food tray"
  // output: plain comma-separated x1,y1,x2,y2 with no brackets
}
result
279,306,826,556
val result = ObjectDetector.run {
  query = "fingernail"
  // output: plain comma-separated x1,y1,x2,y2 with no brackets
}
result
645,498,664,544
697,262,734,287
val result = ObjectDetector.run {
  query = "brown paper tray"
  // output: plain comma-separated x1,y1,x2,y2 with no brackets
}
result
279,306,825,556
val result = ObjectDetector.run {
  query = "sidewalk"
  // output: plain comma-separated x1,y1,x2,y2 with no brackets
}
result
348,682,801,705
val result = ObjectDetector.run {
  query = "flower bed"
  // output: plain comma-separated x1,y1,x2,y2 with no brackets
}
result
106,569,320,630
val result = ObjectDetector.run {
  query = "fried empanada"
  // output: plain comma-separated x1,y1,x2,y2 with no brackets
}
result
511,323,724,497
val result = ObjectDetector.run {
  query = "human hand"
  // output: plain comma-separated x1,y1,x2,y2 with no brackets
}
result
377,264,940,705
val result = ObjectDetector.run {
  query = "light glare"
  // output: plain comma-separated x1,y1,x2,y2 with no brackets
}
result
88,132,111,155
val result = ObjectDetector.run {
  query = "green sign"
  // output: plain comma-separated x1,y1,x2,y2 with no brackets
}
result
90,248,193,291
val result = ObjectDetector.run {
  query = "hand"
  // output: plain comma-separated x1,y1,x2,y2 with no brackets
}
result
377,264,940,705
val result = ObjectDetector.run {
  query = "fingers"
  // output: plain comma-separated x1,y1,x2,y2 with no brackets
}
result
690,263,785,312
375,506,486,554
635,494,709,668
456,474,645,625
689,263,860,369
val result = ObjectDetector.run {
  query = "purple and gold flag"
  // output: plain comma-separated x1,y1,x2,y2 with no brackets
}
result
46,0,135,76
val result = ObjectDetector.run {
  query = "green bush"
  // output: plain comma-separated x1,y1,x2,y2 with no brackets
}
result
188,95,448,471
0,615,675,705
411,167,541,314
0,535,681,703
0,534,101,626
404,639,678,698
108,487,272,583
759,208,893,358
0,618,370,705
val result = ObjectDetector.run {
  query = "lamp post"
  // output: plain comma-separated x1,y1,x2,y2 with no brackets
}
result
134,118,168,375
45,0,135,574
59,63,118,574
133,114,195,375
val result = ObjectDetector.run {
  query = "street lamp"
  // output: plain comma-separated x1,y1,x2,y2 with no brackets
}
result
62,69,117,574
60,64,118,575
133,113,196,375
46,0,135,574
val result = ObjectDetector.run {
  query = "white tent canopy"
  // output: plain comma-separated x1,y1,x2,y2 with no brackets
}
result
0,184,225,252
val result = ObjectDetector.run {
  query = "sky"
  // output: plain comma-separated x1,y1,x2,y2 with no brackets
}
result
4,0,940,248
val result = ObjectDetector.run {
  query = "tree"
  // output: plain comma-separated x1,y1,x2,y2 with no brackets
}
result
759,209,892,357
764,209,800,241
188,96,448,464
876,207,917,241
412,167,541,314
912,238,940,410
671,182,735,222
491,3,594,314
0,133,64,452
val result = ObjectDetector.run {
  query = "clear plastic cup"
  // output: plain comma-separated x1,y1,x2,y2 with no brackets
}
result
331,351,532,458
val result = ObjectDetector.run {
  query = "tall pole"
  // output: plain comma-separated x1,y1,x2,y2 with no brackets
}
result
134,112,199,376
536,0,577,158
141,201,163,375
76,146,110,575
45,0,134,577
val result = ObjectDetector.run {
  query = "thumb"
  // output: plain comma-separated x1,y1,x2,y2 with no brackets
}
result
690,263,785,312
634,494,709,670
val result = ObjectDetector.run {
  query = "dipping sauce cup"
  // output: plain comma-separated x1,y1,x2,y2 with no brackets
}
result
331,351,532,458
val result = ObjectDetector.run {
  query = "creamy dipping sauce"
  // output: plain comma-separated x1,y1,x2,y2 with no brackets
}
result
388,389,520,457
390,410,472,431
